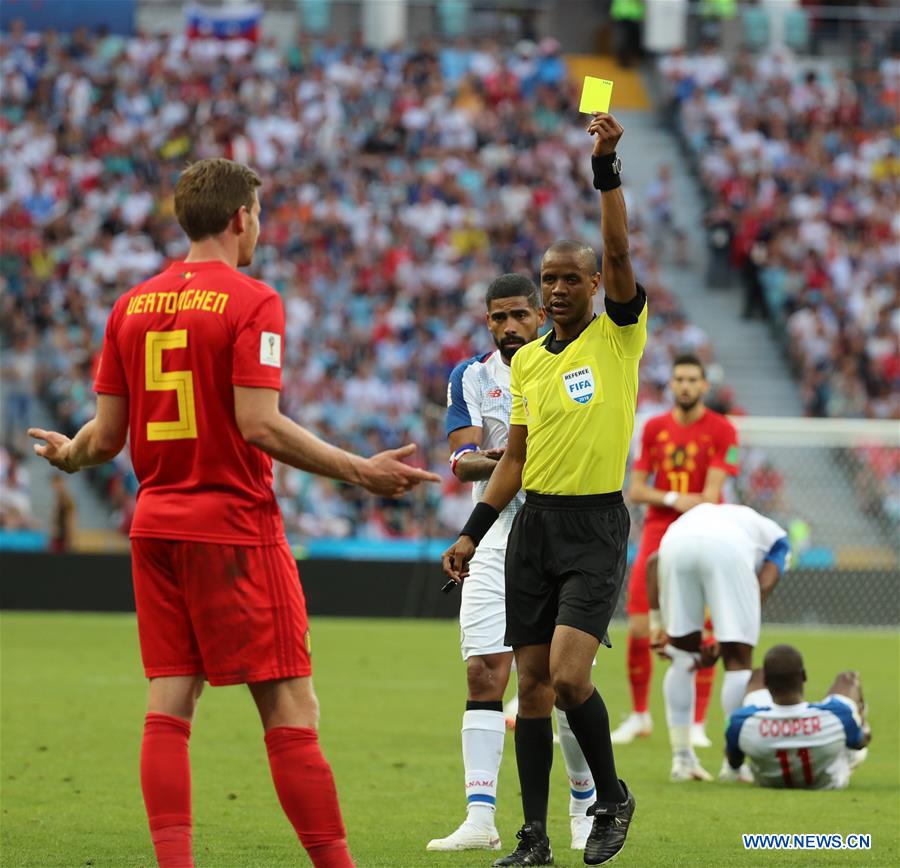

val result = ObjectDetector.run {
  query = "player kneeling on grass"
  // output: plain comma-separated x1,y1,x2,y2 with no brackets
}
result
430,274,598,854
725,645,871,789
647,503,789,783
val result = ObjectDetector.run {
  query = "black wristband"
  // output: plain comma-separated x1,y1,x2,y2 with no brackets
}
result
459,502,500,546
592,152,622,192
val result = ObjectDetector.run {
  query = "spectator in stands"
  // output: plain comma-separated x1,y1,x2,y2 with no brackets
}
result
0,447,37,530
1,331,36,450
663,43,898,424
611,0,645,68
49,474,76,552
2,26,741,541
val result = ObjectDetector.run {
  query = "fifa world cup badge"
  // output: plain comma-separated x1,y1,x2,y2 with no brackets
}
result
260,331,282,367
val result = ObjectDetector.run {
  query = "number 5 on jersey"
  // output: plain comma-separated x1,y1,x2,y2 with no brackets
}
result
145,330,198,441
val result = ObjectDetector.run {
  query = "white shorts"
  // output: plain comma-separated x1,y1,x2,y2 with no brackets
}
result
460,547,512,660
659,535,760,646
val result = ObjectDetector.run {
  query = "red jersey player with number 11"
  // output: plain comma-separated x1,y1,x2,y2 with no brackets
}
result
611,353,739,748
28,158,440,868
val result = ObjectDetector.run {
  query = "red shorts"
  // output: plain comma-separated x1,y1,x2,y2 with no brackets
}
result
131,538,311,686
626,519,673,615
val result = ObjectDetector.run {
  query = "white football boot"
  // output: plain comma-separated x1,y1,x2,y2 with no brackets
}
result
670,754,714,782
504,695,519,731
426,819,501,851
610,712,653,745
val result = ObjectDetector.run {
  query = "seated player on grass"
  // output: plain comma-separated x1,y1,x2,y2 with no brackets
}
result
724,645,871,790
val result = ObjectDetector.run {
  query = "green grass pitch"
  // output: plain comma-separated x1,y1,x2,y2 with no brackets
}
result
1,613,897,867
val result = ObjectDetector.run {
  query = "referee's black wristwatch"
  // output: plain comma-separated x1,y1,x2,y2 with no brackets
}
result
592,152,622,192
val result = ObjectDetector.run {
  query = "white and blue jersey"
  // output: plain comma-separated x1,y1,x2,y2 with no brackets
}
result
446,349,525,549
726,691,866,790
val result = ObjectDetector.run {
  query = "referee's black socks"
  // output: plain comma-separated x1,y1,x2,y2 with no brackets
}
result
514,716,553,828
564,689,627,806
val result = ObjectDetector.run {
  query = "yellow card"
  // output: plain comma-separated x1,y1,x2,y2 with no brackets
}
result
579,76,613,114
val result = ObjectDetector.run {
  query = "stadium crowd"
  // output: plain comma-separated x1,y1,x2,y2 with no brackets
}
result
661,40,899,526
0,25,763,540
662,41,900,421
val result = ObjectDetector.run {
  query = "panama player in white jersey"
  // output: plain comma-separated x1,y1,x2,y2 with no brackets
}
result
427,274,597,853
647,503,790,782
725,645,871,789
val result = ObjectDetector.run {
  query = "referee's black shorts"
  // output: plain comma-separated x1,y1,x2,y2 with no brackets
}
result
504,491,630,649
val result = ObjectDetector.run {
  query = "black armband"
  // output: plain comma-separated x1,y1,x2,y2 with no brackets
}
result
592,152,622,192
604,283,647,326
459,502,500,546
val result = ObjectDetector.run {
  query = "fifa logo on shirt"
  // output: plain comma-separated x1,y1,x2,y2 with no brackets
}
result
562,366,595,405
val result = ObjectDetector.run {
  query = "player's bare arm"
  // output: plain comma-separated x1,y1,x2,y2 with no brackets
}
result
726,742,746,771
441,423,527,583
449,426,503,483
645,553,668,652
234,386,440,499
757,560,781,604
474,422,526,514
29,394,129,473
628,469,702,514
700,466,729,503
588,112,636,304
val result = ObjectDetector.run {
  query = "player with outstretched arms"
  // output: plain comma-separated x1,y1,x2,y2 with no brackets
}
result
429,274,598,854
647,503,790,783
613,353,739,748
726,645,871,790
28,158,439,868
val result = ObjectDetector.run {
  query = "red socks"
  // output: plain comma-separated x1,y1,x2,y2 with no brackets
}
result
695,635,718,723
627,635,653,714
140,717,352,867
265,726,354,868
141,713,193,868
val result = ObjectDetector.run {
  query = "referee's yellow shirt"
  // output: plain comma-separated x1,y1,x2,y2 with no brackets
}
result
510,293,647,495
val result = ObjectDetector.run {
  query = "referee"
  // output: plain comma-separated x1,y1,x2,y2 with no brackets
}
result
443,113,646,867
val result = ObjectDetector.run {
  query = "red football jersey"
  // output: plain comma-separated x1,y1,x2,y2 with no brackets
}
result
94,260,286,545
634,408,739,524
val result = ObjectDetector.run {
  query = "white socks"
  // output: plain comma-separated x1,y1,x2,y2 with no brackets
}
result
461,704,604,823
462,709,505,826
664,646,697,759
721,670,752,720
555,708,596,815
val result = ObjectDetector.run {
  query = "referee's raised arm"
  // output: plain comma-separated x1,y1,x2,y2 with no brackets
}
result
441,111,646,867
588,112,637,304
